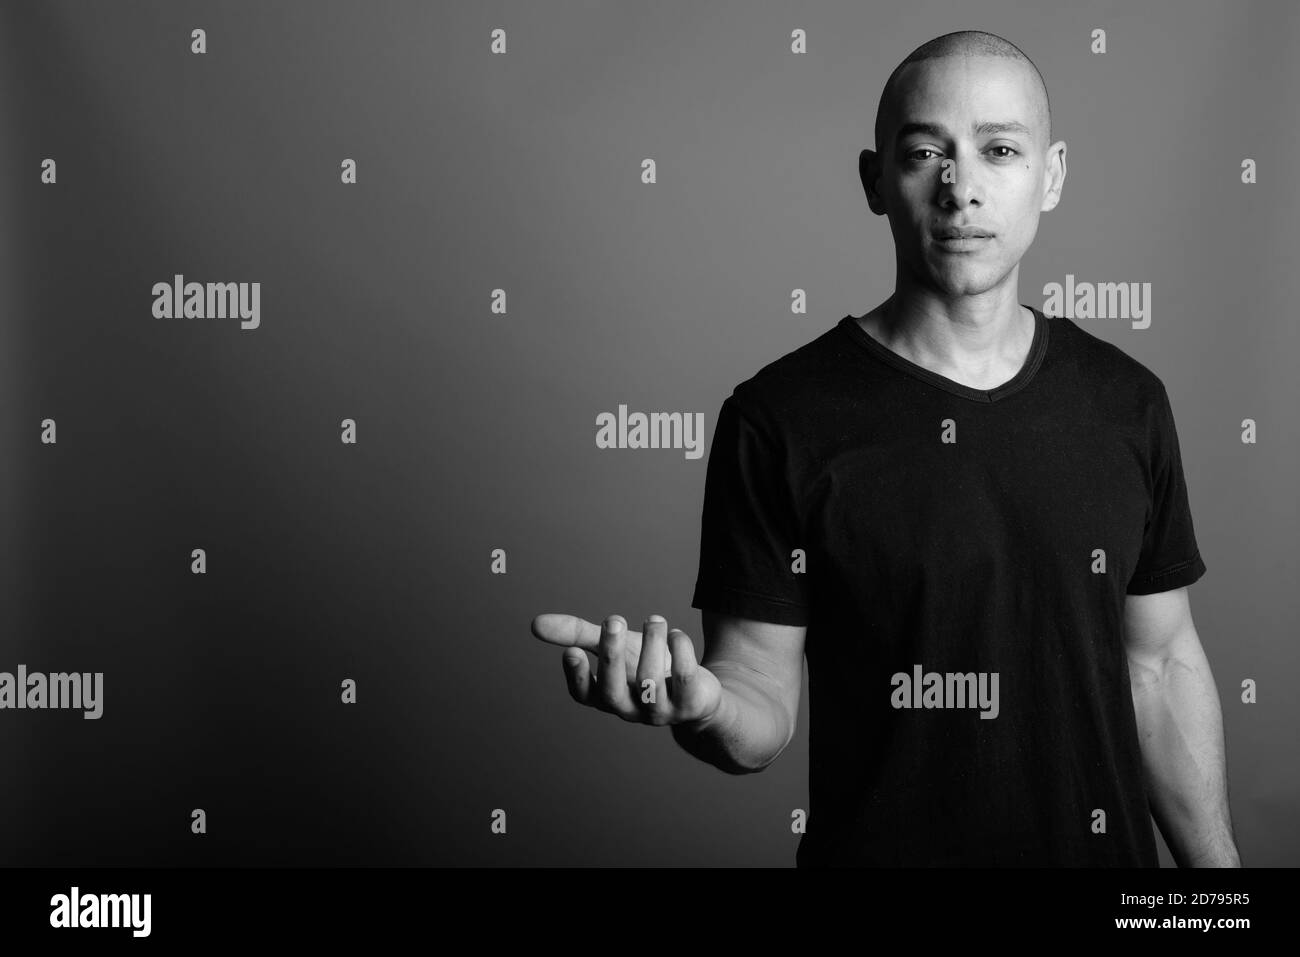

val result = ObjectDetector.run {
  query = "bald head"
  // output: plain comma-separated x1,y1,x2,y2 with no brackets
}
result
874,30,1052,153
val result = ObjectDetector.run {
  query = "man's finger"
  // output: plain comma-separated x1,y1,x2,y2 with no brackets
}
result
668,628,701,705
595,615,636,716
531,613,603,650
635,616,669,715
562,648,592,705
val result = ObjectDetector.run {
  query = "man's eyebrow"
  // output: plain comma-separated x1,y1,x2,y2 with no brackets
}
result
895,120,1033,140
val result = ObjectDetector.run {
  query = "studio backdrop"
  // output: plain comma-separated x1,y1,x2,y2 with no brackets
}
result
1,0,1296,866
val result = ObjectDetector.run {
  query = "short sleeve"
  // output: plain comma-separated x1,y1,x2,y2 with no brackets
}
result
1125,383,1207,594
690,395,811,626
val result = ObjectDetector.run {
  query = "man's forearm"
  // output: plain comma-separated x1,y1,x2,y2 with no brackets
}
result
1129,629,1240,867
671,667,792,774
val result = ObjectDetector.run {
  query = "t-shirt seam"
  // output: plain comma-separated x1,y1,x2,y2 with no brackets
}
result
694,580,808,609
1133,552,1203,582
723,393,813,554
836,305,1050,403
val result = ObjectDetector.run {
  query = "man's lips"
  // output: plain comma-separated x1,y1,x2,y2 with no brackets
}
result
934,227,993,239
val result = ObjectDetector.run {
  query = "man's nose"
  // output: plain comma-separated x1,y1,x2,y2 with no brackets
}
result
936,157,983,208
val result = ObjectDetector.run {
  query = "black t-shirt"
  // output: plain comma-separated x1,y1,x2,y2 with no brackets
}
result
690,305,1206,866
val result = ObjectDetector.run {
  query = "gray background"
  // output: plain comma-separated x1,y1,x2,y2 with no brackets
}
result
0,0,1296,866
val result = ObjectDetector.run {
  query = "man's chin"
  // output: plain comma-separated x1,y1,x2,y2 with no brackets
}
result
924,276,1003,299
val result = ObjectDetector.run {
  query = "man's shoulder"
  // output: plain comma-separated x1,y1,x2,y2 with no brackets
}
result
1047,313,1170,408
722,319,855,438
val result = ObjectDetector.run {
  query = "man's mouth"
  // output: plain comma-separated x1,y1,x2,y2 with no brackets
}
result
935,226,993,240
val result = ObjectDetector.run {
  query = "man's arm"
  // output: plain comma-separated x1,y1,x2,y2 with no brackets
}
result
1123,587,1241,866
671,611,806,775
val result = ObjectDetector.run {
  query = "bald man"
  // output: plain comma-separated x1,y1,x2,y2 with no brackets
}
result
532,30,1239,867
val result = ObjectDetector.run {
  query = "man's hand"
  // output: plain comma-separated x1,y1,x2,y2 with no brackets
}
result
530,613,723,726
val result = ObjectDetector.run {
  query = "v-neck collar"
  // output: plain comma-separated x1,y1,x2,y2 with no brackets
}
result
839,305,1049,403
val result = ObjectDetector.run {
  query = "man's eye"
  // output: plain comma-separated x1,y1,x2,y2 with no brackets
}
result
907,149,938,161
988,146,1019,158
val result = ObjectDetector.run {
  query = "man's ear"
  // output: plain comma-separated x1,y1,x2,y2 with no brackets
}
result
859,148,886,214
1040,140,1067,213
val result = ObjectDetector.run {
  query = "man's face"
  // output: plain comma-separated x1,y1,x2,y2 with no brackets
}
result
871,55,1054,298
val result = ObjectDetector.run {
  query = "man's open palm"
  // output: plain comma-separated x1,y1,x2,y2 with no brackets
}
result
530,613,722,726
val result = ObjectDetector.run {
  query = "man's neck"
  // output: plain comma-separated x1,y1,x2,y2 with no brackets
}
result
854,293,1035,392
